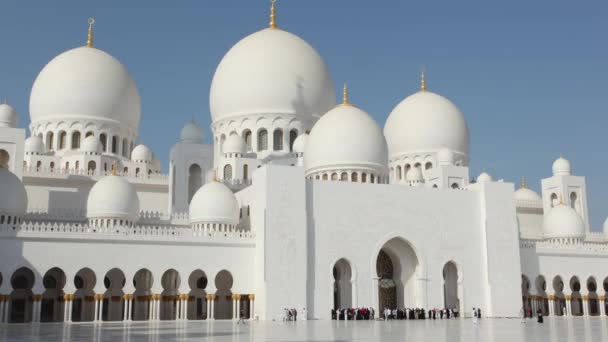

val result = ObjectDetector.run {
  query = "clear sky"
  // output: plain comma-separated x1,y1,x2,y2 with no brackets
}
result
0,1,607,229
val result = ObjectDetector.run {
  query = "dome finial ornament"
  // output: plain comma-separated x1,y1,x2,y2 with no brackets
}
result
420,67,427,92
341,83,352,106
521,176,527,189
269,0,278,29
86,17,95,48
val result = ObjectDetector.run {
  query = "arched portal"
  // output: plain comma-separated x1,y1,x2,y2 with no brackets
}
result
187,270,208,320
522,275,532,317
132,269,153,321
552,276,566,316
188,164,202,204
214,270,233,320
0,149,9,168
443,262,459,310
40,267,66,322
535,275,549,315
332,259,352,310
603,277,608,316
570,276,583,316
160,269,181,320
102,268,125,321
72,268,96,322
9,267,35,323
376,237,419,315
587,277,599,316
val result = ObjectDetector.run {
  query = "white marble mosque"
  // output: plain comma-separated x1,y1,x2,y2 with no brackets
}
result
0,1,607,325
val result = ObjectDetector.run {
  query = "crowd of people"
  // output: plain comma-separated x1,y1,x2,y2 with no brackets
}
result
330,307,464,321
331,308,376,320
283,308,299,321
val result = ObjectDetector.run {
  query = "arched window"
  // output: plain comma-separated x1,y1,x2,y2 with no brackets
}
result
351,172,358,182
122,138,128,157
550,193,558,208
188,164,202,204
46,132,54,150
71,131,81,149
257,129,268,151
123,167,128,174
570,192,578,211
85,131,94,138
87,161,96,172
451,183,460,189
425,162,433,170
273,129,283,151
243,130,252,151
322,174,328,180
59,131,67,150
289,129,298,151
135,168,140,176
100,134,107,152
36,161,42,171
331,173,338,181
371,174,375,183
341,172,348,181
75,161,80,171
396,166,402,180
112,136,118,154
0,149,9,169
65,162,70,170
362,173,367,183
223,164,233,180
243,164,249,180
49,162,55,171
103,163,108,172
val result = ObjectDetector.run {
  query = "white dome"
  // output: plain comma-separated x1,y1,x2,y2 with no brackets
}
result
293,133,309,154
515,188,542,202
24,136,44,154
552,156,571,176
0,103,18,128
437,147,454,166
384,91,469,160
476,172,493,183
0,168,28,216
223,134,246,154
304,104,388,175
81,136,102,154
189,181,239,225
131,144,153,162
406,167,423,182
87,175,140,221
30,47,141,131
180,122,203,144
542,204,585,239
210,28,335,122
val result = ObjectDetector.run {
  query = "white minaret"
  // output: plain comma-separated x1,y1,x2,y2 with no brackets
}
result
0,101,25,178
541,156,590,232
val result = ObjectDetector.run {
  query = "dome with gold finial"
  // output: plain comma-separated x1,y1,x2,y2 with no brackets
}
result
209,0,335,123
0,101,18,128
30,18,141,133
542,196,585,240
384,70,469,165
87,164,140,224
515,177,542,203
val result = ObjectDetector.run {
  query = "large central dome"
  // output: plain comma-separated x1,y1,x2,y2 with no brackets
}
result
209,28,336,122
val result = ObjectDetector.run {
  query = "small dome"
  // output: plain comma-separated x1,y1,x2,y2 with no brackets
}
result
180,122,203,144
189,181,239,225
305,104,388,175
24,136,44,154
81,136,102,154
87,175,140,222
223,134,246,154
0,168,28,217
292,133,309,154
384,90,469,161
406,167,423,182
131,144,153,162
552,156,571,176
476,172,493,183
30,47,141,131
542,203,585,239
210,28,335,123
0,103,18,128
437,147,454,166
515,188,542,202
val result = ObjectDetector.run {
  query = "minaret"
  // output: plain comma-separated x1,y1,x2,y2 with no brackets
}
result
86,18,95,48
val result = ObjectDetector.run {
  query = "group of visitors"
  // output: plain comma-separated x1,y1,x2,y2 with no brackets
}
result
471,307,482,323
283,308,299,321
519,307,544,324
383,307,460,320
331,308,375,320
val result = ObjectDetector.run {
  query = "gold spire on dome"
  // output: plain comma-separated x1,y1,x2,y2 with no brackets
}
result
340,83,352,106
269,0,278,29
86,17,95,48
521,176,527,189
420,68,427,92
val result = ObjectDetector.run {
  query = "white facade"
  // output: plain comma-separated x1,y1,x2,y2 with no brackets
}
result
1,3,608,325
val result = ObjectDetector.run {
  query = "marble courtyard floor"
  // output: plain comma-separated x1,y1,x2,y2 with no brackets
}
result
1,318,607,342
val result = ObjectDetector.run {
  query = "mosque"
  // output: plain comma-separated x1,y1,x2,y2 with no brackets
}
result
0,1,607,324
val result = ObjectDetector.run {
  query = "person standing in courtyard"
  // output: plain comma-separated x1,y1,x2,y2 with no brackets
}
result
536,309,543,323
472,308,478,324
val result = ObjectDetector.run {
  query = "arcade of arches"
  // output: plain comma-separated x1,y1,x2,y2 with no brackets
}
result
521,274,608,317
0,267,254,323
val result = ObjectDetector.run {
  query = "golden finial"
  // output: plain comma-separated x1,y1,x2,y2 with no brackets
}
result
86,17,95,48
341,83,352,106
420,67,427,92
521,176,527,189
269,0,277,29
111,161,117,176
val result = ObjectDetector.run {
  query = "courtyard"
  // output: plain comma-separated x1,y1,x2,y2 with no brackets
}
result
0,317,607,342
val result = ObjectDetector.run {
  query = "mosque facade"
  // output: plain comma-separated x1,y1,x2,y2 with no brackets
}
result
0,2,607,324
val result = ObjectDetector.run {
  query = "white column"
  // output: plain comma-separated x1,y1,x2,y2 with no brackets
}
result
249,295,255,320
93,297,100,322
236,297,241,320
582,295,588,316
99,298,105,322
548,297,555,316
183,296,188,320
4,298,10,323
123,296,129,321
206,296,211,320
232,296,237,320
209,295,215,320
600,295,606,316
567,296,573,316
32,298,39,323
372,277,380,313
0,298,4,323
126,296,132,321
176,296,181,321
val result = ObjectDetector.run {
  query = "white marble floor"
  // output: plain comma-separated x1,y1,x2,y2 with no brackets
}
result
1,318,607,342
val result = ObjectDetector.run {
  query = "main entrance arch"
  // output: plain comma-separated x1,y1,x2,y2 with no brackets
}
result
332,259,352,310
375,237,419,314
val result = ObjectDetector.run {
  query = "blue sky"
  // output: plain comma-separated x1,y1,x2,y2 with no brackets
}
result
0,1,607,228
